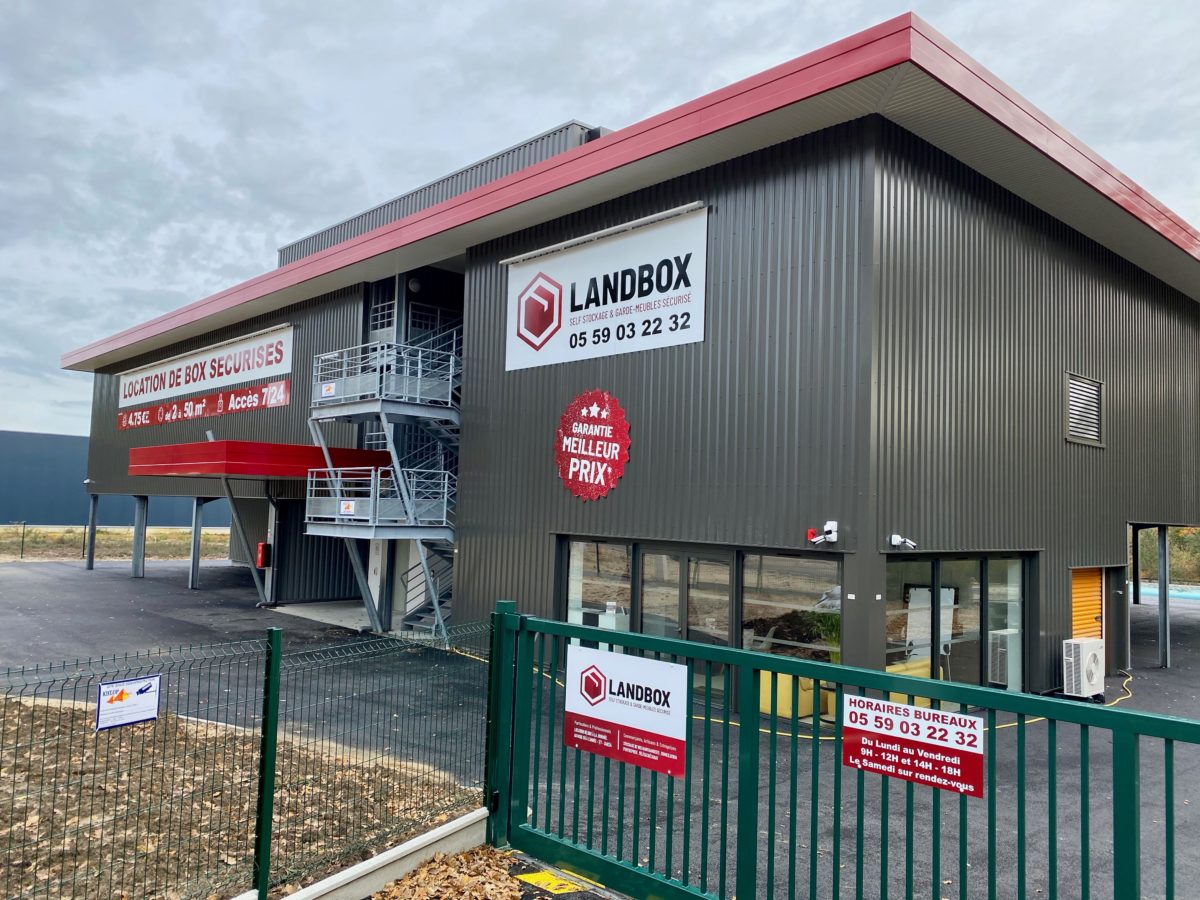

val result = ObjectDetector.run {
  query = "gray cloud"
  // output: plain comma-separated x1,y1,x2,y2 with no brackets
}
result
0,0,1196,435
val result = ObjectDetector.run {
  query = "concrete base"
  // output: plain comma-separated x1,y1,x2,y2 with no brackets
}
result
230,806,487,900
269,600,373,632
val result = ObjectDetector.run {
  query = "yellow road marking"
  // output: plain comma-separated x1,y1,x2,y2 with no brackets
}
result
516,870,586,894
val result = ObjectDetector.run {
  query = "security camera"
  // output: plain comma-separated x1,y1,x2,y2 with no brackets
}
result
890,534,917,550
809,521,838,545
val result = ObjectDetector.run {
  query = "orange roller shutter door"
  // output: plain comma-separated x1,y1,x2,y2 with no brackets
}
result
1071,568,1103,639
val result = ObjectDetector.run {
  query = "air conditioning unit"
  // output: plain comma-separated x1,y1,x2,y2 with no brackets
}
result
989,629,1020,686
1063,638,1104,698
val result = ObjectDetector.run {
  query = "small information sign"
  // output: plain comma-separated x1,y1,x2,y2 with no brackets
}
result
564,645,688,777
841,694,984,797
96,675,161,731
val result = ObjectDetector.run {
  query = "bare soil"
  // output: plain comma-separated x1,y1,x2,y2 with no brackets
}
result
0,695,479,899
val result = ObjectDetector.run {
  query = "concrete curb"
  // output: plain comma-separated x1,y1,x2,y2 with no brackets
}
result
230,806,489,900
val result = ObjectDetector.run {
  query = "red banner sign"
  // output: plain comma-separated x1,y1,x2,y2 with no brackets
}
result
841,695,984,797
555,389,631,500
117,380,291,430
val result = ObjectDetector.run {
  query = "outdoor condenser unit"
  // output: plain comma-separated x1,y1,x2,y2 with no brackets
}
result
1063,638,1105,698
988,628,1020,686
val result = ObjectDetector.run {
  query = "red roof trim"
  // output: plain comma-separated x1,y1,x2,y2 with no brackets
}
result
128,441,390,479
63,12,1200,369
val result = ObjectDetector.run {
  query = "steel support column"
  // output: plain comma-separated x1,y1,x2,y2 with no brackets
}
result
1158,525,1170,669
343,538,384,633
131,495,148,578
188,497,205,590
1131,526,1140,604
85,494,98,571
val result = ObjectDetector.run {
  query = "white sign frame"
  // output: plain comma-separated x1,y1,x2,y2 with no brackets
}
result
96,674,162,731
505,208,707,371
118,325,293,408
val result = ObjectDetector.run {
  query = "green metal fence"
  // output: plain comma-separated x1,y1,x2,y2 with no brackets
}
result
1,622,491,898
486,601,1200,899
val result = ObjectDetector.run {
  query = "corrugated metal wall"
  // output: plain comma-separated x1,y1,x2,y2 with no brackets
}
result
271,499,357,601
87,286,364,498
874,121,1200,691
455,121,873,622
277,122,599,266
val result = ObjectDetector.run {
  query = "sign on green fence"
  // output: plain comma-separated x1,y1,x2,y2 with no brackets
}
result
564,644,688,777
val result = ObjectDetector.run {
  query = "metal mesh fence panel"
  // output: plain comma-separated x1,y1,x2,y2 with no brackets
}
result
1,641,269,899
264,624,491,890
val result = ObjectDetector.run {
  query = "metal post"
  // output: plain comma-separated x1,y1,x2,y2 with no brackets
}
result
253,627,282,899
1111,729,1140,897
188,498,205,590
735,664,761,900
1131,526,1140,604
19,521,26,560
344,538,384,633
131,496,147,578
486,600,518,846
85,495,98,570
1158,525,1170,669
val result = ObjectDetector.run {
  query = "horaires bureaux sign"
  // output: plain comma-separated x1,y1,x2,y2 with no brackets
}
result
504,207,708,371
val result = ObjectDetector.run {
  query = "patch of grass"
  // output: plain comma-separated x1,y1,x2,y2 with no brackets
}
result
0,526,230,563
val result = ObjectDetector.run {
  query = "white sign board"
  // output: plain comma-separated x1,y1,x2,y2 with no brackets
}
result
564,644,689,776
119,326,293,408
96,675,161,731
505,209,708,371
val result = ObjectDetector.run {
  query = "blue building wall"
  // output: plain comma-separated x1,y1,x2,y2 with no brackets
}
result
0,431,230,526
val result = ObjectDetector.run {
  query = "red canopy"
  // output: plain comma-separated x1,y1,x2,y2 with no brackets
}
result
128,441,391,478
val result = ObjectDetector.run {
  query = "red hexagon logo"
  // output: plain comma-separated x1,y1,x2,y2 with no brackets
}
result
516,272,562,350
580,664,606,706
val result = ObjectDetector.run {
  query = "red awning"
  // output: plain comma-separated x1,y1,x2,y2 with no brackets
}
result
128,441,391,478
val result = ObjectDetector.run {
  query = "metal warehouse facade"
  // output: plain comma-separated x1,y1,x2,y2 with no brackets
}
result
63,15,1200,695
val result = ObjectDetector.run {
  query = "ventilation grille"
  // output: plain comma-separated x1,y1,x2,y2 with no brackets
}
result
1067,374,1102,444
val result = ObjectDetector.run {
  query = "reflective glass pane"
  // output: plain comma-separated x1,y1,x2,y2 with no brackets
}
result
687,558,731,647
741,555,841,661
886,560,933,678
566,541,632,645
939,560,982,685
987,559,1023,691
641,552,682,638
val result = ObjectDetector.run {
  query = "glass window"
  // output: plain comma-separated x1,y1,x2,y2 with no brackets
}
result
566,541,632,639
939,560,982,686
987,559,1023,691
885,560,933,678
741,555,841,661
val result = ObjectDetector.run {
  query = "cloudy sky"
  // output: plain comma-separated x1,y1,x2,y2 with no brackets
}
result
2,0,1197,435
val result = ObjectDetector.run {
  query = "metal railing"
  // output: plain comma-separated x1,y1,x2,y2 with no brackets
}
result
305,466,455,530
487,602,1200,900
312,332,461,409
1,625,491,899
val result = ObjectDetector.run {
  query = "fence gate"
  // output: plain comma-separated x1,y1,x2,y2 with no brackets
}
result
486,601,1200,899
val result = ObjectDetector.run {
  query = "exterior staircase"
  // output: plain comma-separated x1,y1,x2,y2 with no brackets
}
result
303,324,461,641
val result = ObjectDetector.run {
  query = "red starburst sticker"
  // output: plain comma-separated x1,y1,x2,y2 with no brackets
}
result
555,389,631,500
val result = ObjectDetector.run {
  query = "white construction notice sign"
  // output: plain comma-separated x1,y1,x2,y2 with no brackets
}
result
96,675,161,731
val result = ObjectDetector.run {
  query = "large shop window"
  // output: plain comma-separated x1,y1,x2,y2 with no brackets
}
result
742,555,841,661
885,556,1024,691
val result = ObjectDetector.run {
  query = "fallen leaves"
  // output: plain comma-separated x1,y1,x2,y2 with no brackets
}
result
372,848,521,900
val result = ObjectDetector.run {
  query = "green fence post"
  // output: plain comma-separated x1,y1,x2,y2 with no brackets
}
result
486,601,519,846
1112,728,1140,898
253,627,283,900
735,665,760,900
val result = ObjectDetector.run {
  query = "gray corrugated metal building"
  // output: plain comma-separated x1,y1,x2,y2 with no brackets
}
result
61,15,1200,693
